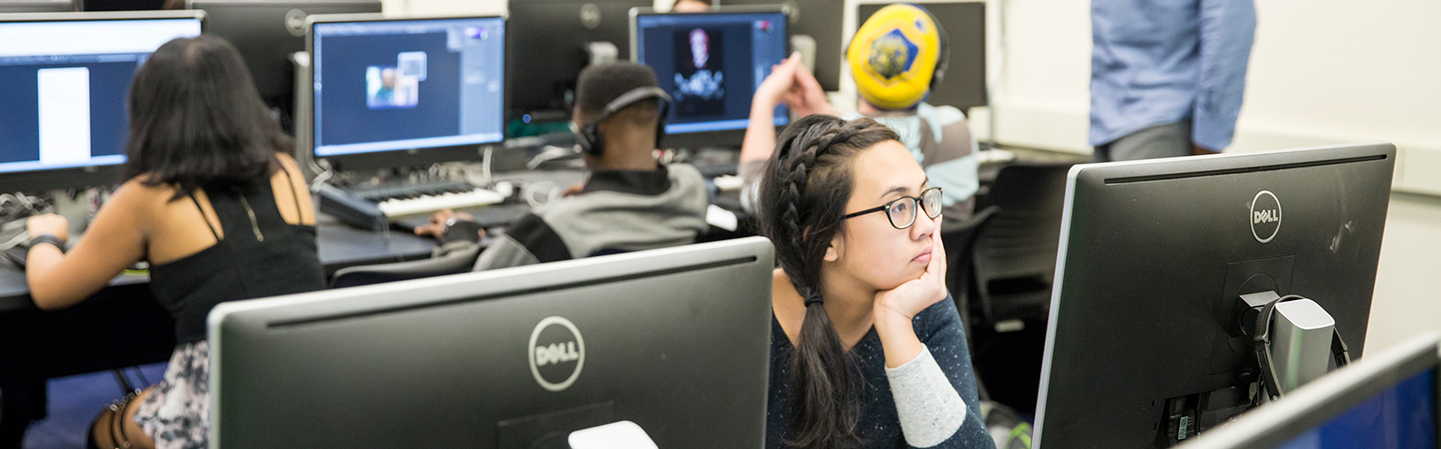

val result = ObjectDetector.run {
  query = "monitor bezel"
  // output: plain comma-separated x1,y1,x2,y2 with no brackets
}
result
1173,332,1441,449
305,12,508,172
0,10,207,193
628,6,791,149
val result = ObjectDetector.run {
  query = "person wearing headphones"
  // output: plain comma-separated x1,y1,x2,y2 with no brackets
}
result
416,62,709,270
740,3,978,220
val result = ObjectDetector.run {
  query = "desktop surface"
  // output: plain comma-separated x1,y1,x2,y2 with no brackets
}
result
633,9,789,145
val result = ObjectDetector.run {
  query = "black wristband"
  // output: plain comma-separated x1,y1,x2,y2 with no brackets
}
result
440,220,485,245
30,234,66,253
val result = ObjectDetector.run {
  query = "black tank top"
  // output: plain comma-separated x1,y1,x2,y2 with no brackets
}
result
148,168,325,343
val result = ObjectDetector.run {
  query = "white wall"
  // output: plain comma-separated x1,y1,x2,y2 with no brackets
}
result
984,0,1441,354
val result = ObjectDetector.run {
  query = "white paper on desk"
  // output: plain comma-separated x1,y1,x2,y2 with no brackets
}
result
567,420,658,449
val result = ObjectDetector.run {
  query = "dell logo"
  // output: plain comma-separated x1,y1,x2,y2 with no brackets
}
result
1253,210,1279,224
528,316,585,392
284,9,308,37
535,342,580,366
1250,190,1282,243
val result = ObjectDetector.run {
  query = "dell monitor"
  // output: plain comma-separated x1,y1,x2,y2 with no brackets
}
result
187,0,381,132
307,14,506,172
0,0,73,13
1176,332,1439,449
1032,143,1397,448
631,7,789,148
720,0,840,92
506,0,651,131
857,2,988,112
209,237,775,448
0,11,204,192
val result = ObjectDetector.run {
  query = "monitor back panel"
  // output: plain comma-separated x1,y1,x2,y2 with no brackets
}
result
211,238,774,449
1034,144,1397,448
190,0,381,100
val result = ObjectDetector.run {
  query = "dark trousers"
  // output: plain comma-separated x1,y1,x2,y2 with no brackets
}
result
1093,120,1193,162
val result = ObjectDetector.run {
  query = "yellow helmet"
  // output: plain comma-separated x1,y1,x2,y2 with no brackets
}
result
847,4,947,110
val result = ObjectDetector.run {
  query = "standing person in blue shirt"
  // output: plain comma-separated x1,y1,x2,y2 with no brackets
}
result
741,4,978,220
1090,0,1257,161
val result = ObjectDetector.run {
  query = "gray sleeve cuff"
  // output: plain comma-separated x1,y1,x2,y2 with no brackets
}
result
885,345,969,448
472,235,540,271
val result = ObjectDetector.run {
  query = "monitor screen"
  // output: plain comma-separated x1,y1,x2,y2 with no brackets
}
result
0,16,201,177
634,10,788,135
311,16,505,158
1277,367,1436,449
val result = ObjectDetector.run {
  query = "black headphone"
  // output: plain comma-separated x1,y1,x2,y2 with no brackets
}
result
1250,294,1352,401
576,86,672,157
845,5,951,94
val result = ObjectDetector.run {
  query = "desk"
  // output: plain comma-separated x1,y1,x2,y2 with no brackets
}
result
0,218,436,449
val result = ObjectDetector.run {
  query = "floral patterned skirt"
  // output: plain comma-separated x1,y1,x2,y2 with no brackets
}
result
132,340,210,449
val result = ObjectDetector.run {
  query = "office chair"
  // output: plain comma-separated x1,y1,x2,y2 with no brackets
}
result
329,244,482,288
965,161,1072,416
968,162,1072,329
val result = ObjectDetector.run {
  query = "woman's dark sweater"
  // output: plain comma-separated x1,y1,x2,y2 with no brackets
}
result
766,296,995,449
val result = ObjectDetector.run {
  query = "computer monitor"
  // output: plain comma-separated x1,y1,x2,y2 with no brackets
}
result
631,7,790,148
0,0,73,13
506,0,652,129
857,2,988,112
720,0,841,92
0,11,204,193
187,0,381,131
1032,143,1397,448
1175,332,1439,449
307,14,506,172
209,237,774,448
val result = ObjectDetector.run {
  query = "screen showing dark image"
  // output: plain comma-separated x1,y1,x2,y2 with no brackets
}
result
636,11,788,134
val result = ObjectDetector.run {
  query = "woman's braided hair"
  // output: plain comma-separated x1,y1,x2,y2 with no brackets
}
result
757,114,900,448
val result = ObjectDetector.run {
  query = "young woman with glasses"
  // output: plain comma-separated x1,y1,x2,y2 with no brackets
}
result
756,114,993,449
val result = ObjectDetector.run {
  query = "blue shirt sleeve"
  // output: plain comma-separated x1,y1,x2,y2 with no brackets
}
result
1193,0,1257,151
912,296,996,449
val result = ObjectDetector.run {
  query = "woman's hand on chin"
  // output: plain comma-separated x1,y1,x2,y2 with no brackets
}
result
873,215,947,325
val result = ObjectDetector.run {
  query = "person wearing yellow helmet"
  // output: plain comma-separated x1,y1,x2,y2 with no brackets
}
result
740,3,978,221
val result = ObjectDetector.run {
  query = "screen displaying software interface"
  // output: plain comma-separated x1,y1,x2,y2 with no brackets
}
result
311,17,505,158
0,18,202,175
1278,367,1436,449
636,11,788,134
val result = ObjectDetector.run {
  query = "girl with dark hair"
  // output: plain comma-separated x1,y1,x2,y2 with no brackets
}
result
758,115,993,449
24,35,323,449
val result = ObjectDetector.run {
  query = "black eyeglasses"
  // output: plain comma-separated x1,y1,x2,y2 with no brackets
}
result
843,187,942,229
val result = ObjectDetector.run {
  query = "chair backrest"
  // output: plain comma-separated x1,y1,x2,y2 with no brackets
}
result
329,244,483,289
970,162,1073,313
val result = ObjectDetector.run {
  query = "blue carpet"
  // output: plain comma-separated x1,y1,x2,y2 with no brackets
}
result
22,363,168,449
